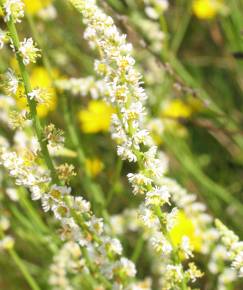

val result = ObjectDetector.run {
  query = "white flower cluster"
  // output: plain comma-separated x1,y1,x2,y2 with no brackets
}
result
38,5,57,21
0,95,16,128
143,0,169,20
69,0,197,287
0,29,8,49
133,17,165,53
55,76,106,99
28,87,51,104
162,178,215,253
0,216,14,251
49,241,83,290
2,0,24,23
67,1,243,287
18,38,41,65
1,3,41,66
216,220,243,277
4,69,19,95
0,123,137,288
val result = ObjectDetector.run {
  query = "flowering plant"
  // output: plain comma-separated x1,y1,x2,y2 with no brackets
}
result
0,0,243,289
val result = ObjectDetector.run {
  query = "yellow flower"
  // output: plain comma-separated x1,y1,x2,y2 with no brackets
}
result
192,0,225,20
15,67,57,118
162,99,193,119
78,100,114,134
170,211,202,252
85,158,104,177
23,0,52,15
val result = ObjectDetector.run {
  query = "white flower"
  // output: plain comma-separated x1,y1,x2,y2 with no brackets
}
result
166,264,183,282
127,173,152,195
145,7,159,20
144,0,169,19
49,185,71,200
0,235,15,250
28,88,50,104
232,252,243,275
100,237,123,256
117,257,137,278
139,205,159,227
38,5,57,21
6,188,19,201
3,0,24,23
88,216,104,235
0,217,10,231
5,69,18,95
145,186,170,207
166,207,179,231
127,173,152,187
30,185,42,201
151,232,172,255
133,129,151,146
117,144,137,162
0,29,8,49
73,196,91,213
180,236,193,259
19,38,41,65
52,202,70,220
216,220,243,277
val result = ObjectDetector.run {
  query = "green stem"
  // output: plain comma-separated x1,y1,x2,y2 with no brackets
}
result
26,12,107,214
171,1,192,54
116,120,189,289
18,187,49,234
61,93,106,209
131,233,144,263
9,249,41,290
82,247,112,289
0,230,40,290
0,9,117,288
5,13,58,184
106,158,123,206
154,206,188,290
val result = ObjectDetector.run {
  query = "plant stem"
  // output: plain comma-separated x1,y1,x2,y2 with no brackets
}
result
155,206,189,290
5,12,58,184
131,233,144,263
26,13,107,214
0,229,40,290
2,10,113,287
9,249,41,290
106,158,123,206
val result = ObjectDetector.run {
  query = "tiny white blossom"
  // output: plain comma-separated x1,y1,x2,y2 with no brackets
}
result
100,237,123,256
88,216,104,235
3,0,24,23
180,236,193,259
73,196,91,213
0,235,15,250
19,38,41,65
28,88,50,104
0,29,8,49
5,69,18,95
6,188,19,201
145,186,170,207
151,232,172,255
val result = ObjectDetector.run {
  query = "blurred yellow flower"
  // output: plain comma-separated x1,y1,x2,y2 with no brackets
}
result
170,211,202,252
85,158,104,177
162,99,193,119
78,100,114,134
23,0,52,15
192,0,225,20
15,67,57,118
